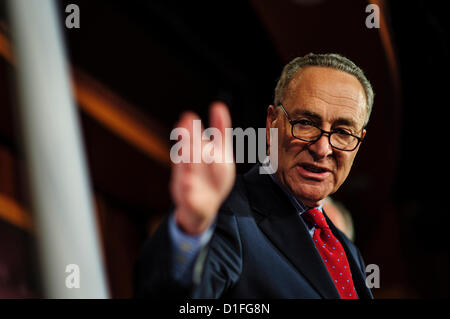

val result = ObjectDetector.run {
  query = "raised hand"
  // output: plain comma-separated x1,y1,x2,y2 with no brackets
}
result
170,102,236,235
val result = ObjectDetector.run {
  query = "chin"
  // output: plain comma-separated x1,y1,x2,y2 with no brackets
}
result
289,179,333,207
295,189,327,207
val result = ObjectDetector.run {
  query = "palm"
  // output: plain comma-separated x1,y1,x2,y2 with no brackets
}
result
170,102,235,235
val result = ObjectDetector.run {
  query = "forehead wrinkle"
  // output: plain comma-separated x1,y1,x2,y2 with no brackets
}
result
288,97,364,131
316,86,361,103
302,87,365,124
286,66,367,126
288,67,365,106
307,86,363,109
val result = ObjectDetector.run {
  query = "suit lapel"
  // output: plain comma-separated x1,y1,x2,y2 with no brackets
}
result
243,166,340,299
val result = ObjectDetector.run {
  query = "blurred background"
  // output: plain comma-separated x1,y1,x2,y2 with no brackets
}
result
0,0,447,298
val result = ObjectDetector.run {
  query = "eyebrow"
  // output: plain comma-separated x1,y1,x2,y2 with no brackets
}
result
291,109,359,129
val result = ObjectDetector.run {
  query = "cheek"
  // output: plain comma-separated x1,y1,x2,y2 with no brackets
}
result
334,153,356,185
278,128,300,158
281,139,307,168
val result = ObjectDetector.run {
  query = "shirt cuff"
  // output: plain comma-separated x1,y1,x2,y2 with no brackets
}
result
168,213,215,284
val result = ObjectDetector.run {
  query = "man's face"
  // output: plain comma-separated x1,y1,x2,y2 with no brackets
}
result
266,66,367,207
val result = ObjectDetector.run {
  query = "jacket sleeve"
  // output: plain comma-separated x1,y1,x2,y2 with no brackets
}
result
133,208,243,299
190,210,243,298
133,217,190,298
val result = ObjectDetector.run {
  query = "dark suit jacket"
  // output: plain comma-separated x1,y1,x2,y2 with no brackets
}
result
134,165,373,299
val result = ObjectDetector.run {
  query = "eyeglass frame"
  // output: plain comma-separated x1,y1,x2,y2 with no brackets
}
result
277,103,365,152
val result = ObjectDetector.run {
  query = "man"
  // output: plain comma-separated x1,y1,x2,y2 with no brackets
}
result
134,53,374,299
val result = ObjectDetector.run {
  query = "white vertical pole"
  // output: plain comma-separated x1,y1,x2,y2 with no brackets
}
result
7,0,109,298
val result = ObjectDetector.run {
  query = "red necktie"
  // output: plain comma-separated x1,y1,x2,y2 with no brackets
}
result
304,208,357,299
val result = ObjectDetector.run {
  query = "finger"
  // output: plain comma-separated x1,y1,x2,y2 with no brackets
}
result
177,111,202,134
209,101,231,134
177,111,204,164
209,101,233,163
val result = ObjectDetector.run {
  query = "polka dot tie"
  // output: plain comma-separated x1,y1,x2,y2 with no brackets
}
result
304,208,357,299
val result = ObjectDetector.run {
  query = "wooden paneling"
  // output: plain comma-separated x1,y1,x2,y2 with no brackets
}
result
0,20,170,297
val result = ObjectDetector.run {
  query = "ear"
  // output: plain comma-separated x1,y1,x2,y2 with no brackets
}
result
266,105,278,154
355,129,367,152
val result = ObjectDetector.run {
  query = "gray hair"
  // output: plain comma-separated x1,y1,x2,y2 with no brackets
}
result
274,53,374,128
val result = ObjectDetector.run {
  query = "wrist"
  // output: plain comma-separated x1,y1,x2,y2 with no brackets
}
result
174,208,215,236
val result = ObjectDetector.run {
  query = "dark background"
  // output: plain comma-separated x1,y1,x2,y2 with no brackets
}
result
0,0,447,298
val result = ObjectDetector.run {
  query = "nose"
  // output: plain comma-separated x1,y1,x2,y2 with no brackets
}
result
307,134,333,160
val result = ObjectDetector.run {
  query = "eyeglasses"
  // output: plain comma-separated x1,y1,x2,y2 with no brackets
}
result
278,103,364,152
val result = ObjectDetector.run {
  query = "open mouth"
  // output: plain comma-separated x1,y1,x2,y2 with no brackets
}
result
297,163,331,181
300,164,328,174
